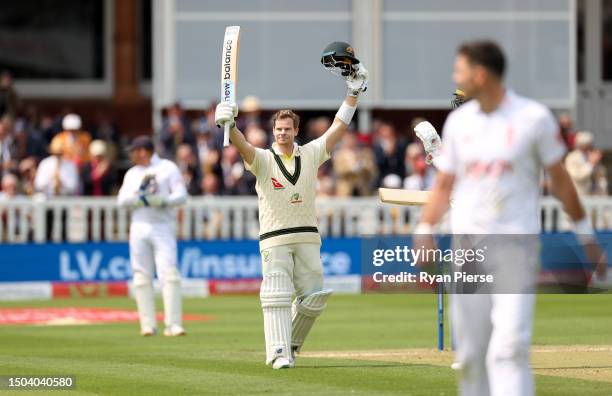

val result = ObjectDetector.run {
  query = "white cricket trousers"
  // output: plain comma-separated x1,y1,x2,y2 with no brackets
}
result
452,293,535,396
129,221,178,282
261,243,324,298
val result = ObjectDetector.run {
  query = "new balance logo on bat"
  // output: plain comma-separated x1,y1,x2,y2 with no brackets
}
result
223,82,231,102
271,178,285,189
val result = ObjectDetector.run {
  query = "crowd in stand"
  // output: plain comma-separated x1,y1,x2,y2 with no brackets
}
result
0,69,608,201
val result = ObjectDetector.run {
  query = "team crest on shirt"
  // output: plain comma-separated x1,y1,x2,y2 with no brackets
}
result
271,178,285,190
290,193,303,204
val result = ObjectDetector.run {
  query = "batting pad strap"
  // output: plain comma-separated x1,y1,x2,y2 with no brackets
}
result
295,289,332,317
335,101,356,125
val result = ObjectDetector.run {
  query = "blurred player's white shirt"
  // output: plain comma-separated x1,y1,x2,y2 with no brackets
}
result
434,90,565,234
246,137,330,250
117,154,187,225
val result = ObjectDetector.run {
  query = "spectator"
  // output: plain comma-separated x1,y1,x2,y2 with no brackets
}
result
316,175,336,198
14,106,47,161
81,140,116,196
374,123,406,185
558,112,576,150
0,118,18,177
565,131,604,196
18,157,37,196
237,96,263,130
332,132,377,196
221,145,251,195
194,125,222,179
176,143,202,195
160,102,195,159
0,70,19,120
305,116,332,141
245,125,268,148
201,172,221,196
34,138,80,196
50,113,92,168
90,111,120,161
403,143,435,191
0,173,20,200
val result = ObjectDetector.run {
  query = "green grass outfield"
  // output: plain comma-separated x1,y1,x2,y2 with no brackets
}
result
0,294,611,395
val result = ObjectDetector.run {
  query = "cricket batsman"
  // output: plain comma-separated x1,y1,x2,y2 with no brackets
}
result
117,135,188,337
415,40,608,396
215,42,368,369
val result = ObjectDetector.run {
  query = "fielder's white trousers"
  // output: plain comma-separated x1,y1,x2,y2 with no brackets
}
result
452,293,535,396
129,221,177,282
261,243,324,297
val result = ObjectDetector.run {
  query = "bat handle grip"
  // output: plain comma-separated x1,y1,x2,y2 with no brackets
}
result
223,122,231,147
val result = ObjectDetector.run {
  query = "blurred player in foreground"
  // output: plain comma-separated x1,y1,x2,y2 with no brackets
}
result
117,136,188,336
415,41,607,396
215,42,368,369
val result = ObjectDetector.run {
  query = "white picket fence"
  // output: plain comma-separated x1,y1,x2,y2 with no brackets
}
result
1,195,612,243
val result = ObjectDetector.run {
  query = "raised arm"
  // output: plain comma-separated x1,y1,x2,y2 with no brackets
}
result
215,102,256,165
323,95,358,153
322,62,368,153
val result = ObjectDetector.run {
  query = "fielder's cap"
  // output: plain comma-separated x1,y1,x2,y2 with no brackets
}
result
62,113,82,131
127,135,155,152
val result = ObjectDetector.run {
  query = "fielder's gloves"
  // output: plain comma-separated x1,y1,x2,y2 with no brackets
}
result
346,63,369,97
138,193,167,209
215,102,238,129
414,121,441,165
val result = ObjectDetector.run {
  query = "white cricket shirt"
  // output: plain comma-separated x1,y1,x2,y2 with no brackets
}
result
434,90,565,234
117,154,187,225
246,137,330,250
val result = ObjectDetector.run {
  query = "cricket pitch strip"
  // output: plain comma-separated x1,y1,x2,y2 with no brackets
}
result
302,345,612,383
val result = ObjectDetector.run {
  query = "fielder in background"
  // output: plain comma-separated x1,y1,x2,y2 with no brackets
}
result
117,135,188,337
416,41,607,396
215,42,368,369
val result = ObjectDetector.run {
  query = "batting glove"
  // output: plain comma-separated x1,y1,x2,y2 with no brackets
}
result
346,63,369,97
414,121,441,165
215,102,238,128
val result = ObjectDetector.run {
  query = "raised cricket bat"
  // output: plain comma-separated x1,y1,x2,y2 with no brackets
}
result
379,188,430,206
220,26,241,147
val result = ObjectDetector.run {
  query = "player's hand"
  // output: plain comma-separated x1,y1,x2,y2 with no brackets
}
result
583,241,608,281
414,121,441,165
144,194,167,209
346,64,368,97
215,102,238,128
136,193,166,208
412,223,437,268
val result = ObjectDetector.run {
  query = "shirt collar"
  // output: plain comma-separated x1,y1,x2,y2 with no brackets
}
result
476,88,514,115
271,142,299,158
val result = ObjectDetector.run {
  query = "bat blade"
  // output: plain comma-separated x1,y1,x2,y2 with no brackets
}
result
378,188,430,206
220,25,241,147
